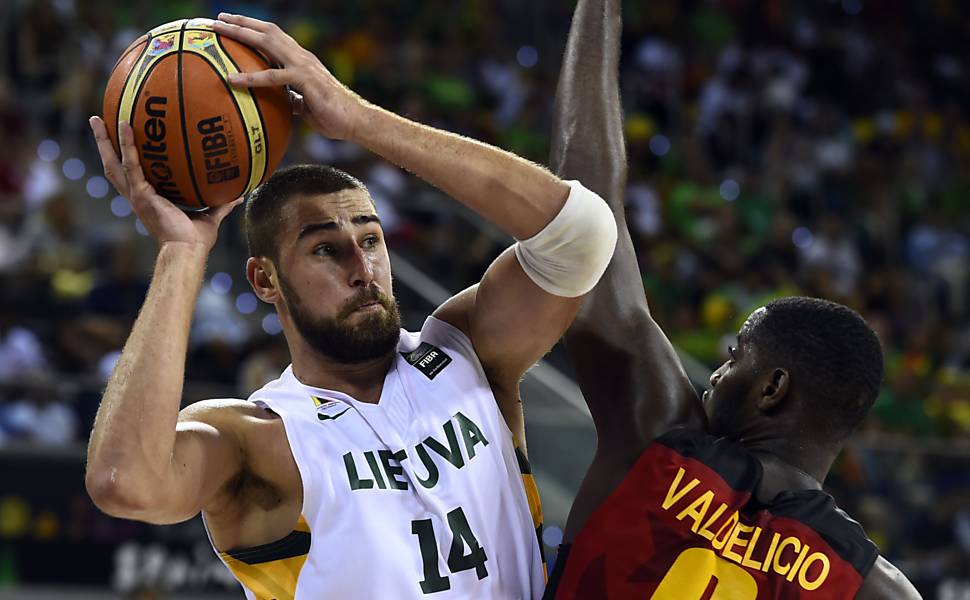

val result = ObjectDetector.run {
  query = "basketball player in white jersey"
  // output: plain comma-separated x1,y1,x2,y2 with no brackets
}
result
85,13,617,600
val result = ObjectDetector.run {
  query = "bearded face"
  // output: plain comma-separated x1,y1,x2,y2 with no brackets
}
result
262,188,401,365
281,276,402,364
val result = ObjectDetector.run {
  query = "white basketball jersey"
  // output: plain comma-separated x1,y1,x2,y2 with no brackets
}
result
205,316,545,599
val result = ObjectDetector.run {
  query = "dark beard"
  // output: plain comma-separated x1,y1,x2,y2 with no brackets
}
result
280,278,402,364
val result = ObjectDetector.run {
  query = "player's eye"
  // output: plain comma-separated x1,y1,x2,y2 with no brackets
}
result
362,235,380,249
728,345,737,360
314,243,335,256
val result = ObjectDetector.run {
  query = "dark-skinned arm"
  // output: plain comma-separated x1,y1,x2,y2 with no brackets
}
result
552,0,703,539
855,557,922,599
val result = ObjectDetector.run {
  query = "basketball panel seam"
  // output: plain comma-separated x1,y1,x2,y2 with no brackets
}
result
177,21,207,208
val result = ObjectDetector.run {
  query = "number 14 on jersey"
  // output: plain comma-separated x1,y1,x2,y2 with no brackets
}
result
412,506,489,594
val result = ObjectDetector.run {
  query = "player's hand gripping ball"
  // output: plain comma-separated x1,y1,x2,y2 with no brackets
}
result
102,18,292,210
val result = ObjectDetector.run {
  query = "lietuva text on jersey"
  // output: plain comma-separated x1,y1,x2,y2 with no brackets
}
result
342,411,489,491
202,317,546,600
546,428,879,599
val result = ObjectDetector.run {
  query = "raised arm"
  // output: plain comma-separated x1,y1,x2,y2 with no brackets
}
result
213,14,617,449
84,118,248,524
554,0,702,460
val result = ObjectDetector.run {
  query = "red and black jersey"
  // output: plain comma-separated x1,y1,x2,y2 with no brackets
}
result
545,428,878,599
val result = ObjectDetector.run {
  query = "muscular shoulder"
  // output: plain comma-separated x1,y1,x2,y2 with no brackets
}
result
433,285,475,337
856,556,922,599
178,398,281,432
178,399,296,495
184,399,303,550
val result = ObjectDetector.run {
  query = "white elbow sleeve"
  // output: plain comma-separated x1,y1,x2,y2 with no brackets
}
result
513,180,618,298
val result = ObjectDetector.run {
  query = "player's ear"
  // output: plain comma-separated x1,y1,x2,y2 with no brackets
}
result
756,368,789,412
247,256,280,303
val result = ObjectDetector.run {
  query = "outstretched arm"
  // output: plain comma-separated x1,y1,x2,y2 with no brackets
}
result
554,0,702,477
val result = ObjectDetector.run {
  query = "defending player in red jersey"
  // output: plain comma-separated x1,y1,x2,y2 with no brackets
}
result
543,1,922,598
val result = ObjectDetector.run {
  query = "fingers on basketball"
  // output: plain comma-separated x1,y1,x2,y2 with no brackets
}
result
117,122,159,207
213,15,293,67
229,68,290,89
117,123,144,183
217,13,275,33
89,117,128,196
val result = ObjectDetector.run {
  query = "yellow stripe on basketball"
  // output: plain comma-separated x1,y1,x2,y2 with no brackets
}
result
179,27,268,194
117,30,180,131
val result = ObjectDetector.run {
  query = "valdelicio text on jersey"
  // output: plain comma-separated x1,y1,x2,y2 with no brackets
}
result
661,467,832,591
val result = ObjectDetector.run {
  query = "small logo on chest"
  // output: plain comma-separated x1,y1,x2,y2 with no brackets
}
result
312,396,350,422
402,342,452,380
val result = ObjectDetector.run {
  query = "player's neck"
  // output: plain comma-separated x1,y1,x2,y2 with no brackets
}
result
289,348,396,404
742,437,834,490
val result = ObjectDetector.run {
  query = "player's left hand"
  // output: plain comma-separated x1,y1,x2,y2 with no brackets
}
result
89,116,242,251
212,13,368,142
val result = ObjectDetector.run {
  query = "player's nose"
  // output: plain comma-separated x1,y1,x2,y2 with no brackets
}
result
347,245,375,288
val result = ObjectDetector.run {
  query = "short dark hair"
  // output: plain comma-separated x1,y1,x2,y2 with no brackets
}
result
747,297,884,441
245,164,367,261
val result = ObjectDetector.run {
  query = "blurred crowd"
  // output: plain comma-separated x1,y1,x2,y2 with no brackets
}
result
0,0,968,593
621,1,970,441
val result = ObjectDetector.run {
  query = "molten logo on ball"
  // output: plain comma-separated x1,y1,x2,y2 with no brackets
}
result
141,96,186,203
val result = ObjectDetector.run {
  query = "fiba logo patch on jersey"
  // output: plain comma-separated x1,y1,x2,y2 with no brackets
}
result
402,342,452,380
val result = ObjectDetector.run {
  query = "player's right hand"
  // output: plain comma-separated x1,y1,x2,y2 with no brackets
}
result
212,13,368,142
89,116,241,252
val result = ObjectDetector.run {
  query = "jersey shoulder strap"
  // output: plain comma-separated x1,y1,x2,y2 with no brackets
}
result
654,427,763,494
765,490,879,577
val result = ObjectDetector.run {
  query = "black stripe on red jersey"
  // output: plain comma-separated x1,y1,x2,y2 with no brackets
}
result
654,427,763,494
655,427,878,576
758,488,878,577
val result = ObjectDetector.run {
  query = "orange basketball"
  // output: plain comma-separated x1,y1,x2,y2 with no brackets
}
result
102,18,292,210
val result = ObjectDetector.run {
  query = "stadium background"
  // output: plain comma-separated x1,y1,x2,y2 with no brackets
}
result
0,0,968,598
